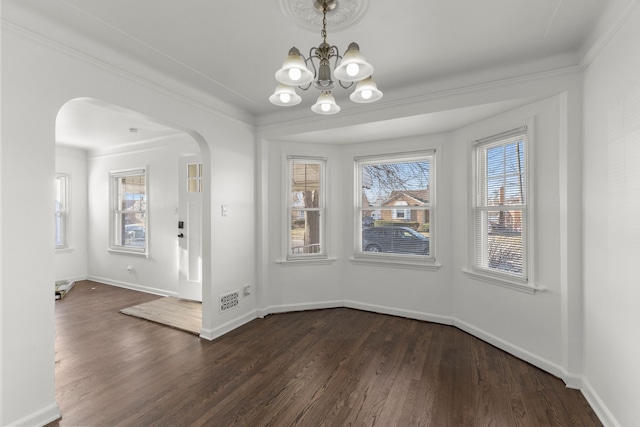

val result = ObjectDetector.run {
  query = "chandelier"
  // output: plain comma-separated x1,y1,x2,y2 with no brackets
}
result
269,0,382,115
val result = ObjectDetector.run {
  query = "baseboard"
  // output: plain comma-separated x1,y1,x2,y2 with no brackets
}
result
580,378,621,427
454,318,566,380
6,403,61,427
344,300,455,326
87,275,177,297
258,300,344,318
200,309,258,341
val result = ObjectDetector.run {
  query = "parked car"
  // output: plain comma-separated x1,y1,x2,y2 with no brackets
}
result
362,216,375,227
362,226,429,255
125,224,145,247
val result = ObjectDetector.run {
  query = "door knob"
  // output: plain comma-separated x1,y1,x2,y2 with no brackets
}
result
178,233,184,238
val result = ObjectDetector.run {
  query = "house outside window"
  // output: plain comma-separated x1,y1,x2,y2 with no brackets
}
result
287,156,326,259
110,168,147,254
356,151,434,261
55,174,69,249
473,127,528,280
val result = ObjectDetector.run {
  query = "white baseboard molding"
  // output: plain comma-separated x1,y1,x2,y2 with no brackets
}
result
7,403,60,427
258,300,344,318
344,300,455,326
200,309,259,341
87,275,177,298
454,318,567,380
580,378,620,427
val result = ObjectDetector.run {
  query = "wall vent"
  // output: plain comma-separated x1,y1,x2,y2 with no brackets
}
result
219,290,239,313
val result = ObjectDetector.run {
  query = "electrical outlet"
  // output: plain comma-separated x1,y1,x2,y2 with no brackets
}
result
243,285,251,296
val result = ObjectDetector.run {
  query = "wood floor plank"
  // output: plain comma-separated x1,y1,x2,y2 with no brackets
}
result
47,281,602,427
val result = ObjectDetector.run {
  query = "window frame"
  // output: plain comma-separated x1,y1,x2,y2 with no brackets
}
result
468,125,535,292
109,168,148,256
353,150,438,269
284,155,328,262
55,173,69,250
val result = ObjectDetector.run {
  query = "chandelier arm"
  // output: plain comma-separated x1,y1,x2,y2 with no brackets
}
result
306,47,320,83
338,80,354,89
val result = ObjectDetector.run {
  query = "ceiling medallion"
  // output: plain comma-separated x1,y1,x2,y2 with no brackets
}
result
279,0,371,32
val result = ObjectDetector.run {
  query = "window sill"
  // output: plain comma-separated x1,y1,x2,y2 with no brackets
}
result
55,246,74,253
108,247,148,258
276,257,337,267
350,255,441,271
462,268,545,294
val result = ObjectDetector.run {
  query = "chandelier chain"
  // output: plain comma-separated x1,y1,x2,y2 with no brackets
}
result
321,3,328,43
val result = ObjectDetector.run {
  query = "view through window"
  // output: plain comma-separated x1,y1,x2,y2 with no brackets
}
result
356,151,433,259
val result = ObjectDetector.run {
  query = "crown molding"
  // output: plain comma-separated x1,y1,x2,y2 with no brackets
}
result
256,64,581,138
578,0,640,71
1,19,257,130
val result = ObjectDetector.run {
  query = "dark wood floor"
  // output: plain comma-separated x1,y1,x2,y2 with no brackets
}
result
47,280,601,426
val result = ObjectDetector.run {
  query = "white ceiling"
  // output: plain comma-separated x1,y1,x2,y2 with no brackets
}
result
2,0,623,148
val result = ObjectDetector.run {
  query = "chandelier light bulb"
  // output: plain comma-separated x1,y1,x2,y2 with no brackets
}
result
350,76,383,103
269,84,302,106
288,67,302,81
333,42,374,82
280,92,292,103
346,63,360,77
311,91,341,115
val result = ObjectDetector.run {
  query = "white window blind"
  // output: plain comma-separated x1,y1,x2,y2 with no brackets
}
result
474,127,527,278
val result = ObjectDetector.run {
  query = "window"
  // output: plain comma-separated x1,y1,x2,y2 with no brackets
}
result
110,169,147,254
356,151,434,261
55,174,69,249
187,162,203,193
287,156,326,259
473,127,528,280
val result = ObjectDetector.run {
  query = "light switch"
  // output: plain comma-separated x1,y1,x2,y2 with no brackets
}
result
221,204,228,216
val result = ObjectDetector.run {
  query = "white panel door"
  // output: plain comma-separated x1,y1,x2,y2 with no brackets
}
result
178,155,202,301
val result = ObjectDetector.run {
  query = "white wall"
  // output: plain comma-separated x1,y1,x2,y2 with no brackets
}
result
55,147,88,282
450,95,579,377
341,134,454,322
261,141,344,313
583,4,640,426
1,21,256,426
86,137,199,296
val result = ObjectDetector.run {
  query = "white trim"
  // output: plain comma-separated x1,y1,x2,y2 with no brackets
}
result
109,167,148,256
350,256,441,271
199,309,258,341
470,120,535,288
1,20,255,127
454,318,566,380
6,403,61,427
87,275,175,297
578,0,640,72
283,154,328,261
580,379,622,427
462,268,544,294
344,300,453,325
258,300,344,318
275,257,338,266
355,150,436,264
